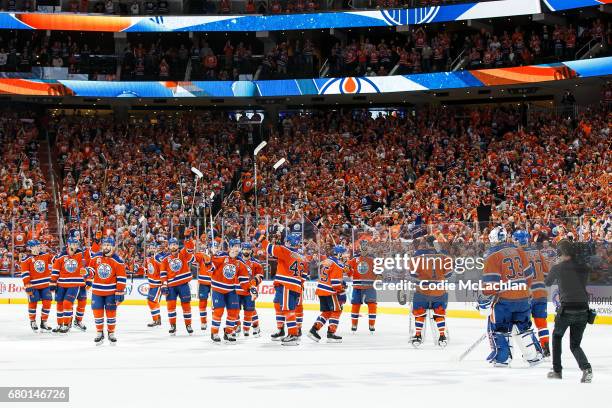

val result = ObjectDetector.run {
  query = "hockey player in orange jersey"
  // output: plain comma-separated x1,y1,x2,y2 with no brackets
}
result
261,232,307,345
20,239,54,332
194,240,215,331
160,234,195,336
236,242,264,337
84,237,127,345
347,240,381,333
209,239,257,344
144,241,164,327
512,230,551,357
478,227,543,367
307,245,348,343
409,236,453,348
50,236,89,334
73,230,96,332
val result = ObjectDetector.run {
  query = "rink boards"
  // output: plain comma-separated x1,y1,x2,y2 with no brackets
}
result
1,278,611,324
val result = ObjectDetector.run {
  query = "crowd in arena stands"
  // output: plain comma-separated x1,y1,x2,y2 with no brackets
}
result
2,98,608,276
121,37,191,80
0,30,116,79
1,16,610,81
190,38,259,80
330,19,611,77
222,105,611,249
50,111,246,275
0,112,55,276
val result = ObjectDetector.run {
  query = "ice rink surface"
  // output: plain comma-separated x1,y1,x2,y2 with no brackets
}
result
1,304,610,407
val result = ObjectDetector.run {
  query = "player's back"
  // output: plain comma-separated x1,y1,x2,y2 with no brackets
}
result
316,257,344,297
266,242,304,293
413,249,452,297
482,243,531,300
524,246,549,300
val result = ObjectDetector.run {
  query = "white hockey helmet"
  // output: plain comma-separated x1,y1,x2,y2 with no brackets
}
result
489,226,508,244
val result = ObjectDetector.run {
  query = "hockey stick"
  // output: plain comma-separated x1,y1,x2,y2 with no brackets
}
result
189,167,203,228
457,333,487,361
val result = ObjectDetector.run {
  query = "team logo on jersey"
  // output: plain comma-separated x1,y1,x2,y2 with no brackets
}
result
65,258,78,273
357,261,369,275
34,260,47,273
138,283,149,297
223,264,237,280
169,258,183,272
147,263,155,275
97,264,112,279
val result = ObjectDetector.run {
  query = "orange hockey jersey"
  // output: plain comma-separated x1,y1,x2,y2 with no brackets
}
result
194,252,213,287
86,253,127,296
20,253,54,289
236,257,264,296
316,257,345,297
482,243,533,300
144,256,162,288
51,250,89,288
160,241,195,287
210,254,253,294
263,239,306,293
523,246,550,300
347,256,377,289
411,249,453,297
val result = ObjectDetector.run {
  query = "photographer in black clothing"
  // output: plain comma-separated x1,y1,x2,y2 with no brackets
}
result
545,240,593,383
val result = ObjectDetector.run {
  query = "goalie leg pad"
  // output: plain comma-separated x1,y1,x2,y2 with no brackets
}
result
487,331,512,366
514,328,543,365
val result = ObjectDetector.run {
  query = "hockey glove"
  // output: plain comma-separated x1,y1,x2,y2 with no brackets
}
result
115,292,125,305
477,294,493,317
250,287,258,301
161,286,169,296
338,291,347,305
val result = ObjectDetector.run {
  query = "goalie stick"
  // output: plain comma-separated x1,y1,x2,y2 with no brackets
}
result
457,333,487,361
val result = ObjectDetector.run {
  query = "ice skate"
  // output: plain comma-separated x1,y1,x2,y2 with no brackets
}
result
437,334,448,348
30,321,38,332
410,333,423,348
270,328,285,341
326,332,342,343
94,331,105,346
251,326,261,338
108,332,117,345
39,321,52,332
281,335,300,346
169,324,177,336
307,326,321,343
73,320,87,332
147,320,161,328
186,325,194,335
